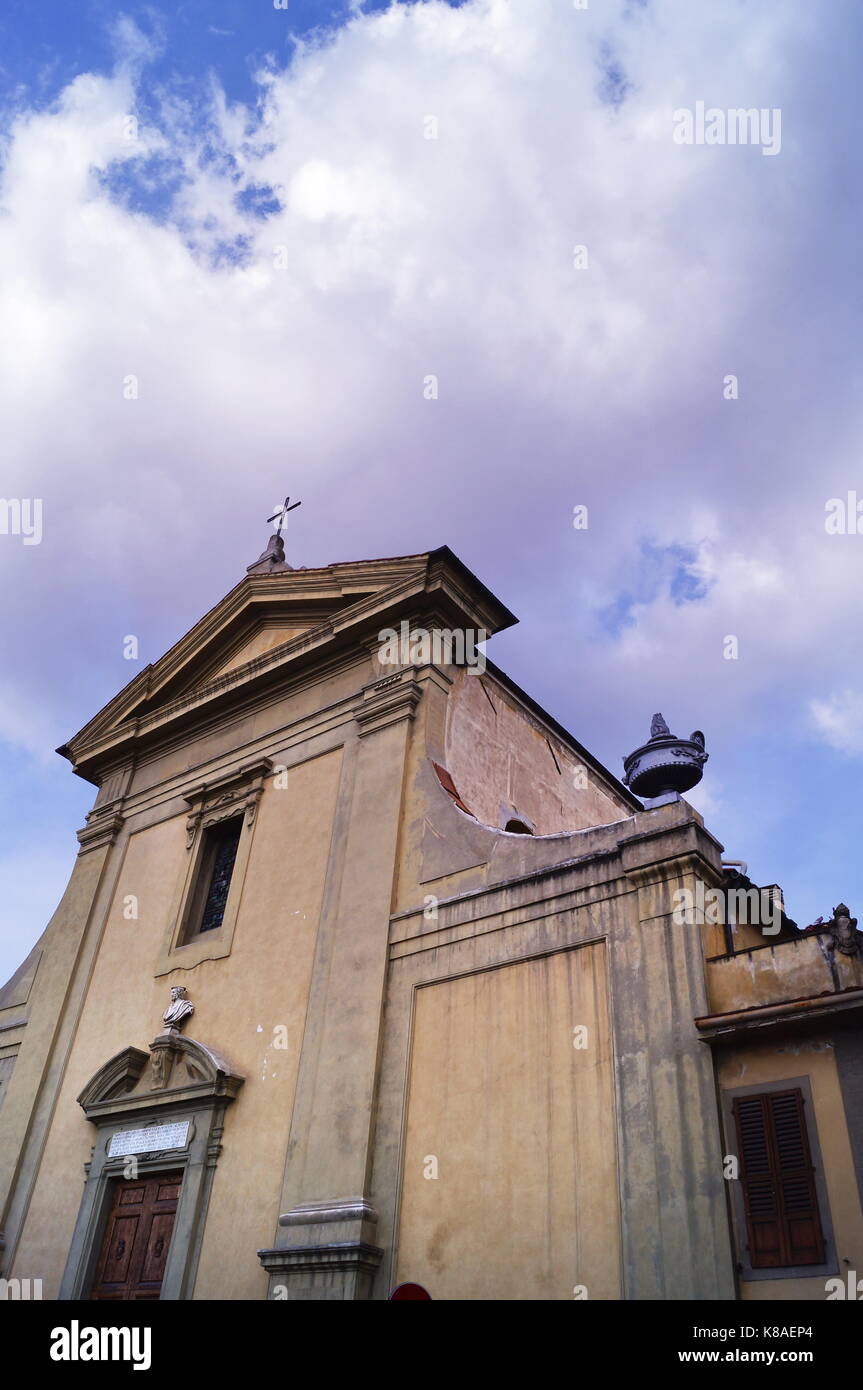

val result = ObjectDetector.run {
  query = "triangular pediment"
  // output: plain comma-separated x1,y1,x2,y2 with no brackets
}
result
58,548,517,784
205,623,314,681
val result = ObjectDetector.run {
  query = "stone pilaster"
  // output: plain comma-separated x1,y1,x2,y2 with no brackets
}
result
258,672,421,1299
615,805,736,1299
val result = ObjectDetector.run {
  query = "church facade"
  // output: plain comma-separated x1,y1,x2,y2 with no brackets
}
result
1,540,862,1301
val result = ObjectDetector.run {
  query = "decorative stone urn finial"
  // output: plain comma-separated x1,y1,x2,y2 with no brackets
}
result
623,713,708,802
162,985,194,1033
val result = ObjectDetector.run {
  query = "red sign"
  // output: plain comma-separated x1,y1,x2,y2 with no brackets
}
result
389,1282,432,1300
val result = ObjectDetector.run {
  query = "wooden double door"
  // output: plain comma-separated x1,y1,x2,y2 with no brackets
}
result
90,1172,182,1300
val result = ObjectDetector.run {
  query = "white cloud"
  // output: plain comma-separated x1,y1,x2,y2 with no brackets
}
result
810,690,863,758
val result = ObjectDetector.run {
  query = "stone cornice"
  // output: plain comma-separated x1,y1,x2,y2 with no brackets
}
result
695,988,863,1042
623,849,725,892
257,1243,383,1275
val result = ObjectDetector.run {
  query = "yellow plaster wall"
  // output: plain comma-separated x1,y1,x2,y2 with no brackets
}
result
706,935,845,1015
394,943,620,1300
719,1036,863,1301
11,748,342,1299
445,668,629,834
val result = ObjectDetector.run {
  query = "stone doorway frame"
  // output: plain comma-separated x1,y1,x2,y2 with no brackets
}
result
59,1034,244,1301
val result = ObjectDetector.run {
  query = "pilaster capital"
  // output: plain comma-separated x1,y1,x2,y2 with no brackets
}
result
354,672,422,738
76,809,124,855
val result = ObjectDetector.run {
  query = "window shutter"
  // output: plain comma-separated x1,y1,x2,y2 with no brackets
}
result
769,1091,826,1266
735,1095,784,1267
733,1089,826,1269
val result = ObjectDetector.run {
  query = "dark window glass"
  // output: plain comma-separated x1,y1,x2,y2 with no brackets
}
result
197,819,242,934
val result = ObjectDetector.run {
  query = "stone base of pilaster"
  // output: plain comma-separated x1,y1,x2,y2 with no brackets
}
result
258,1198,383,1301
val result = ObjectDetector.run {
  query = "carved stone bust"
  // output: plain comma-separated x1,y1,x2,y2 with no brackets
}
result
163,985,194,1031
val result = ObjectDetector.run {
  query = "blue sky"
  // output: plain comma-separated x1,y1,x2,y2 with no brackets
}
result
1,0,862,979
0,1,401,106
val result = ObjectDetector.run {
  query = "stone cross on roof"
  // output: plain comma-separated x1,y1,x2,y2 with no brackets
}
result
267,496,302,540
247,496,302,575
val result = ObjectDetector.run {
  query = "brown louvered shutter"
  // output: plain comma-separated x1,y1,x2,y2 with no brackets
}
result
733,1089,826,1269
